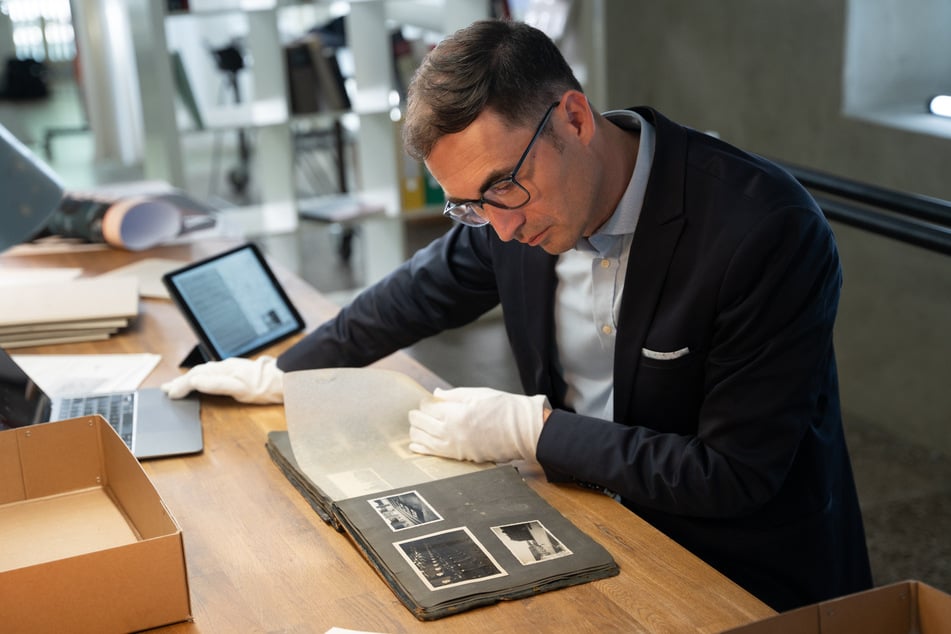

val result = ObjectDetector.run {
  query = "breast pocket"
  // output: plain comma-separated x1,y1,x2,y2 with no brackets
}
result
631,347,706,433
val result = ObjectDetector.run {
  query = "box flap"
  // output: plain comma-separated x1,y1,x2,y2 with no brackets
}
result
99,414,180,538
0,534,191,632
0,429,25,504
820,581,913,633
918,582,951,634
722,580,951,634
14,417,103,498
722,603,819,633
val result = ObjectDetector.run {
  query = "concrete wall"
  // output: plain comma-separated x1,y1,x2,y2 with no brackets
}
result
596,0,951,450
599,0,951,198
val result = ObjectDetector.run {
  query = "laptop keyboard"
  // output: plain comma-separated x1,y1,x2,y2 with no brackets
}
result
59,392,135,446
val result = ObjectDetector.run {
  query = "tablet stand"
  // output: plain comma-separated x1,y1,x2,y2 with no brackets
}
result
179,343,214,368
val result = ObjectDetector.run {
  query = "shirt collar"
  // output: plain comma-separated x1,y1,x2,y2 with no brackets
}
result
580,109,655,253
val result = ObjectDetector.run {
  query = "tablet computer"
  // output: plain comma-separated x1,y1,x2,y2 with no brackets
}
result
162,243,305,364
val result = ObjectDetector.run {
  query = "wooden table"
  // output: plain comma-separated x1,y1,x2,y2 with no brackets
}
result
1,239,775,633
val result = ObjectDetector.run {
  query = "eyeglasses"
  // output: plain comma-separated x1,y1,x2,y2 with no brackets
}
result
443,101,560,227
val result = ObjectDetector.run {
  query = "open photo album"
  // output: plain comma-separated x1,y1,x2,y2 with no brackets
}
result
267,367,619,620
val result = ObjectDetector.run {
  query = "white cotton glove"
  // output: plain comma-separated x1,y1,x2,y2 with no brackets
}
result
408,387,549,464
161,355,285,404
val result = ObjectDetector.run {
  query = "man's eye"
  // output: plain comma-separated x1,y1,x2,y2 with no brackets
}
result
487,180,515,196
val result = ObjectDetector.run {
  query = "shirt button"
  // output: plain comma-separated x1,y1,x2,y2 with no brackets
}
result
601,324,613,335
600,258,611,269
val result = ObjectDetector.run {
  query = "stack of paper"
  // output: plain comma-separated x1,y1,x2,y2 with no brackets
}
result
0,276,139,348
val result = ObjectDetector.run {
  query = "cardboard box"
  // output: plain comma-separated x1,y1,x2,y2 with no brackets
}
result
0,416,192,633
723,580,951,634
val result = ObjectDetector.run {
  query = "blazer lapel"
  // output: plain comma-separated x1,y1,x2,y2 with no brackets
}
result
613,108,688,420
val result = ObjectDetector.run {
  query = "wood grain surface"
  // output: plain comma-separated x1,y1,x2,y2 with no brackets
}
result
1,239,775,633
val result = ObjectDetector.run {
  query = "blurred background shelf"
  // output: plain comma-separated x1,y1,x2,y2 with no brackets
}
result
125,0,490,239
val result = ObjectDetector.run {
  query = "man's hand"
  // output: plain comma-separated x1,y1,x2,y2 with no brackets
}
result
408,387,550,464
161,355,284,404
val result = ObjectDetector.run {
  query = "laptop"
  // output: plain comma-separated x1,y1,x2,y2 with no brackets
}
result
0,347,203,459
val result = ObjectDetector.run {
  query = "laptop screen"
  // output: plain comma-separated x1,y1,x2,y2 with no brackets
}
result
0,348,51,431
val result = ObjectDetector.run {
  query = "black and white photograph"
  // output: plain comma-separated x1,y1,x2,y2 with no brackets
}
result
368,490,442,531
394,527,507,591
326,467,392,499
492,520,572,566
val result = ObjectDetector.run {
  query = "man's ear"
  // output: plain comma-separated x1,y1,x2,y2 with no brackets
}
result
561,90,596,144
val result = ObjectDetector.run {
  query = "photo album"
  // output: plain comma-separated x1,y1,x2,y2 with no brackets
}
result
267,367,619,620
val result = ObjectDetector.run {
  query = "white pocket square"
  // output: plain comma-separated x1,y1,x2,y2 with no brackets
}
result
641,346,690,360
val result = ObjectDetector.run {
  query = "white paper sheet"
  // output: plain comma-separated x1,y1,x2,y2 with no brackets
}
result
0,267,82,286
12,353,161,395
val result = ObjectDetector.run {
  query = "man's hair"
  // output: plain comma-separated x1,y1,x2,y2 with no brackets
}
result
402,19,583,161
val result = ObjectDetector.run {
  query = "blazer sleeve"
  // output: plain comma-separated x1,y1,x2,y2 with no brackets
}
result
277,224,501,372
536,204,844,519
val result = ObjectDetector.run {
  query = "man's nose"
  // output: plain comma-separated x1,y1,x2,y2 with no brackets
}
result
484,207,524,242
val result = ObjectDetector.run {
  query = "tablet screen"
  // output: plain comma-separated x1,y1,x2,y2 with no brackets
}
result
163,243,305,361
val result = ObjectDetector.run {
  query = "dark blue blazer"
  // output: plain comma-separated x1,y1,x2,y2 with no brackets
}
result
279,107,873,610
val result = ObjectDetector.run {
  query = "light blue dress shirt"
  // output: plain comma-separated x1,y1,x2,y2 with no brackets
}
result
552,110,655,419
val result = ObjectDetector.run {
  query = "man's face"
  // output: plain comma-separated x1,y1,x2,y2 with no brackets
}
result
425,102,601,254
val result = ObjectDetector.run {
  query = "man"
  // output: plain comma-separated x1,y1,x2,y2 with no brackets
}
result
164,19,873,610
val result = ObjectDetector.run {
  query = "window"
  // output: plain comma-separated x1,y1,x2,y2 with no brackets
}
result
844,0,951,139
1,0,75,62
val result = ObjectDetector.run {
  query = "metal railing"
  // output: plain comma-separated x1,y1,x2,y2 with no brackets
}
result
777,161,951,256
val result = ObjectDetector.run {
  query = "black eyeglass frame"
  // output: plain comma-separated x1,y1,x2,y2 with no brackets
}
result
442,101,560,227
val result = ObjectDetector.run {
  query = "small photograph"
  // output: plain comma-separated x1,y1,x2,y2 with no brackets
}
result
369,490,442,531
327,467,391,498
395,527,508,591
261,309,283,329
491,520,572,565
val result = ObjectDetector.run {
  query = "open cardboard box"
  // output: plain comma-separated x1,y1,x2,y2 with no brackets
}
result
723,580,951,633
0,415,192,633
